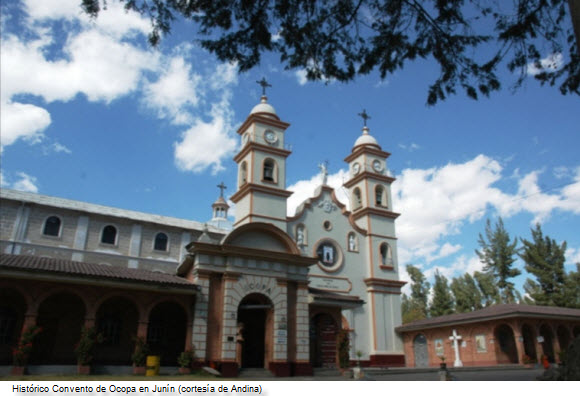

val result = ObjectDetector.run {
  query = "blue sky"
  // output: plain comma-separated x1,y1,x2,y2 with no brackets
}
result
1,0,579,295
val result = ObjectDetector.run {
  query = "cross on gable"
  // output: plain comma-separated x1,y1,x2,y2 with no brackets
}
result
449,329,462,342
256,77,272,96
358,109,371,127
217,182,227,197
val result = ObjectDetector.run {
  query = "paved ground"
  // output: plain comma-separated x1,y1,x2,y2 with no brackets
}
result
238,366,545,381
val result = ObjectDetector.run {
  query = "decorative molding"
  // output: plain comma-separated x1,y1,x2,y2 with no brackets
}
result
233,142,292,163
237,113,290,135
230,182,293,203
351,207,401,221
344,145,391,162
343,171,396,188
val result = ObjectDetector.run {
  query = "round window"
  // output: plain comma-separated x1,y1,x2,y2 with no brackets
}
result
314,239,343,272
323,220,332,231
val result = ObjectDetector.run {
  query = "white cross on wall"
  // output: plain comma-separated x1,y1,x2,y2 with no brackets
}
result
449,329,464,367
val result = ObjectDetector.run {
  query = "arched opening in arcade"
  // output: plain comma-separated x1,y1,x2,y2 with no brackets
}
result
94,296,139,365
31,292,85,364
494,324,518,364
237,293,273,369
521,323,537,362
0,288,27,365
147,301,187,366
556,325,571,352
539,324,555,363
412,334,429,368
309,312,338,368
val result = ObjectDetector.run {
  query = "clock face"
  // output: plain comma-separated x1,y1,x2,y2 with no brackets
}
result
352,162,361,175
372,160,383,172
264,130,277,144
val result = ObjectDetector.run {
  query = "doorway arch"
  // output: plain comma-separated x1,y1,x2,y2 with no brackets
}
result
95,296,139,365
539,324,555,362
494,324,518,363
521,323,537,362
147,301,187,366
413,334,429,367
31,292,85,364
309,313,339,368
0,288,27,365
237,293,273,369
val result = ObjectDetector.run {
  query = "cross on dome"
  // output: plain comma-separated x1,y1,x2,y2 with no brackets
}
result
358,109,371,127
217,182,227,198
256,77,272,96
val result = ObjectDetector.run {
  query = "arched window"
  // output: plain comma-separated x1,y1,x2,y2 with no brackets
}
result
380,243,393,267
375,185,386,206
43,216,61,237
154,232,168,251
240,161,248,186
263,158,276,183
352,188,362,210
101,225,117,245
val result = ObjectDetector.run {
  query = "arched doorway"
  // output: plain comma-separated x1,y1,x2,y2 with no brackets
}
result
0,288,27,365
237,293,273,369
539,324,555,362
31,293,85,364
494,324,518,363
556,325,571,352
413,334,429,368
521,324,537,362
95,297,139,365
309,313,338,368
147,301,187,366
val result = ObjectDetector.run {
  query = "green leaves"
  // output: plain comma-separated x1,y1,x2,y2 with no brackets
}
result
79,0,579,104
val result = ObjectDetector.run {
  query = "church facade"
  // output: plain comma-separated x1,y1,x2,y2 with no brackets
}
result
0,92,405,376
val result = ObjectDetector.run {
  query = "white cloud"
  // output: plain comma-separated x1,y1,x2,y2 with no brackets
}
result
173,94,238,174
527,53,564,76
553,166,570,179
143,57,201,125
566,247,580,266
51,142,71,154
398,142,421,152
295,69,308,86
2,172,39,193
287,169,350,216
424,255,483,280
0,101,51,149
210,62,238,90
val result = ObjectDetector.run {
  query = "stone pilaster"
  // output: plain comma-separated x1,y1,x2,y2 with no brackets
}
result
192,274,210,360
295,284,310,362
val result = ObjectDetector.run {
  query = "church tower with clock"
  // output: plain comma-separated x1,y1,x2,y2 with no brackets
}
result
230,79,293,231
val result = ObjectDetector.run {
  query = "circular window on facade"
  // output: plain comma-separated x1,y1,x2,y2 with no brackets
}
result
323,220,332,231
314,239,343,272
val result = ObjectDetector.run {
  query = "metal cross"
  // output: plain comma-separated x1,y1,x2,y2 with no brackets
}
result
358,109,371,127
256,77,272,96
217,182,227,197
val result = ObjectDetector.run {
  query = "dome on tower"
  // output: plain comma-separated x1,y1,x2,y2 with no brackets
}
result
250,96,278,119
353,126,381,149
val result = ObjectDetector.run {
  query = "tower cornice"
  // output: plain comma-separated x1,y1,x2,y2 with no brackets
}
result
237,114,290,135
351,207,400,221
344,145,391,162
233,142,292,163
230,182,293,203
343,171,396,188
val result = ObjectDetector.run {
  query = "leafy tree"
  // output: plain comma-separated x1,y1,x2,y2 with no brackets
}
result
406,264,430,317
430,269,454,317
563,263,580,308
519,223,568,306
402,293,427,324
475,218,521,303
450,273,483,313
81,0,579,105
473,270,501,307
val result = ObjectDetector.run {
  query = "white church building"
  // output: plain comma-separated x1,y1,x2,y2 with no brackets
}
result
0,89,405,376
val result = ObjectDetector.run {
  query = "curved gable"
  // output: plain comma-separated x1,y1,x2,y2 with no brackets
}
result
222,222,300,254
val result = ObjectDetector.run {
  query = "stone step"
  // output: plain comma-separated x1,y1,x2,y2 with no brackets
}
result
313,367,341,376
238,368,275,378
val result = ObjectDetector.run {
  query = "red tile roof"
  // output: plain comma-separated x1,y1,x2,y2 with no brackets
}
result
396,304,580,332
0,254,197,291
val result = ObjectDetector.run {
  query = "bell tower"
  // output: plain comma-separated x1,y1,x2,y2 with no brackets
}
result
230,79,293,230
343,110,400,271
